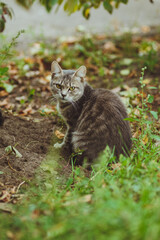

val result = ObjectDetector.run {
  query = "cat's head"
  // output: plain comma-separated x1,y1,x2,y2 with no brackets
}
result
50,61,86,102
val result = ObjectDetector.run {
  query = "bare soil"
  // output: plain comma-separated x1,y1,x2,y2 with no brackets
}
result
0,112,55,187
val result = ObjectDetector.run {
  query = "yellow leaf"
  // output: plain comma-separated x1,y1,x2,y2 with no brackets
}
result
112,163,121,170
142,135,148,145
55,130,65,139
85,8,90,18
103,41,117,53
142,78,151,84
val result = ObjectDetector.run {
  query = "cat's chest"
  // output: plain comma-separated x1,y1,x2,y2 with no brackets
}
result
56,102,66,121
57,101,79,127
56,102,61,116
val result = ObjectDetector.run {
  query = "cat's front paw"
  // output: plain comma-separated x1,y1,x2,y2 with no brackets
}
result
54,142,64,149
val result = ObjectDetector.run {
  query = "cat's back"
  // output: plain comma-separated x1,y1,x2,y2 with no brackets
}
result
73,86,132,160
82,86,128,119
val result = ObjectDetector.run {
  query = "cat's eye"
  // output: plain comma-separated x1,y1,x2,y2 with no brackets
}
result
69,86,75,91
56,84,62,89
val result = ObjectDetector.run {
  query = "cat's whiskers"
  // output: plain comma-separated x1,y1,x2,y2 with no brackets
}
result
70,100,78,111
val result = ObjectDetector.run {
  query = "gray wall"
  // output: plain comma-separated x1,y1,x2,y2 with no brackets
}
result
4,0,160,38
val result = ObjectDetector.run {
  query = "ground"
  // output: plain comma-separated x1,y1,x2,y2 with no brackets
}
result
0,112,54,186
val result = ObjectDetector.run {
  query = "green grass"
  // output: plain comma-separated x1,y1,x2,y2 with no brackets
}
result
0,131,160,240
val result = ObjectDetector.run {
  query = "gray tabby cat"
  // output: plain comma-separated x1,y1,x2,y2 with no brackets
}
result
50,61,132,164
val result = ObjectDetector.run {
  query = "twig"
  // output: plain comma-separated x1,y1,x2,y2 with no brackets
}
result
16,181,25,193
24,141,39,149
0,153,7,160
0,143,20,171
7,157,17,172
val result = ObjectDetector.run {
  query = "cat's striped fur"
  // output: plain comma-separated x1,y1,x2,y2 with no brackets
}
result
50,61,132,164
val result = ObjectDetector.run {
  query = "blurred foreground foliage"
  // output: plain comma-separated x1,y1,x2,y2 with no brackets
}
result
0,2,13,32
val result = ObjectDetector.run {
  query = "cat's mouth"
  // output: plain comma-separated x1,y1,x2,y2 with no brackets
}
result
60,97,67,102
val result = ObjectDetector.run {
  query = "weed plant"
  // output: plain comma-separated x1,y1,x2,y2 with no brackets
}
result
0,30,24,92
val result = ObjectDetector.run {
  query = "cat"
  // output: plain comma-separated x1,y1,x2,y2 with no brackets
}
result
0,109,4,126
50,61,132,165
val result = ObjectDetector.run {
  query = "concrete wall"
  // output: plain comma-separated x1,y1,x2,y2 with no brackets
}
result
4,0,160,38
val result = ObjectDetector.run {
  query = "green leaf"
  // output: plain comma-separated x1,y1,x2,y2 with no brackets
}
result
120,69,130,76
42,0,58,12
0,67,8,75
5,146,22,158
150,135,160,141
121,0,128,3
120,58,133,66
75,44,85,52
51,0,58,6
0,76,9,82
147,94,154,103
123,117,140,122
148,86,157,90
0,171,3,175
115,0,128,7
99,67,105,77
103,0,113,14
66,177,74,188
16,0,35,9
64,0,78,14
82,7,90,19
150,111,158,120
2,83,14,93
44,183,53,189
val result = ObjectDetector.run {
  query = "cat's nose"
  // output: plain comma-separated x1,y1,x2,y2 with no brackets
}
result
61,93,66,98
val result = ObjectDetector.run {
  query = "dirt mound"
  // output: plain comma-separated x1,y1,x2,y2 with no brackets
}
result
0,112,55,187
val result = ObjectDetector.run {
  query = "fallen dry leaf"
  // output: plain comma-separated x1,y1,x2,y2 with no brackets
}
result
0,99,8,107
37,57,45,73
6,231,15,239
24,57,35,64
31,209,41,219
63,194,92,206
142,135,149,145
142,78,151,85
0,190,11,202
112,163,121,170
0,203,14,213
19,105,36,116
141,25,151,33
103,41,118,53
0,90,9,97
55,130,65,139
60,36,78,45
96,34,106,40
25,70,40,78
111,86,121,93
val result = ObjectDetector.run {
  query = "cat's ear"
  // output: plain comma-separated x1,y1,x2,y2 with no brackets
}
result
51,61,63,76
74,66,86,79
